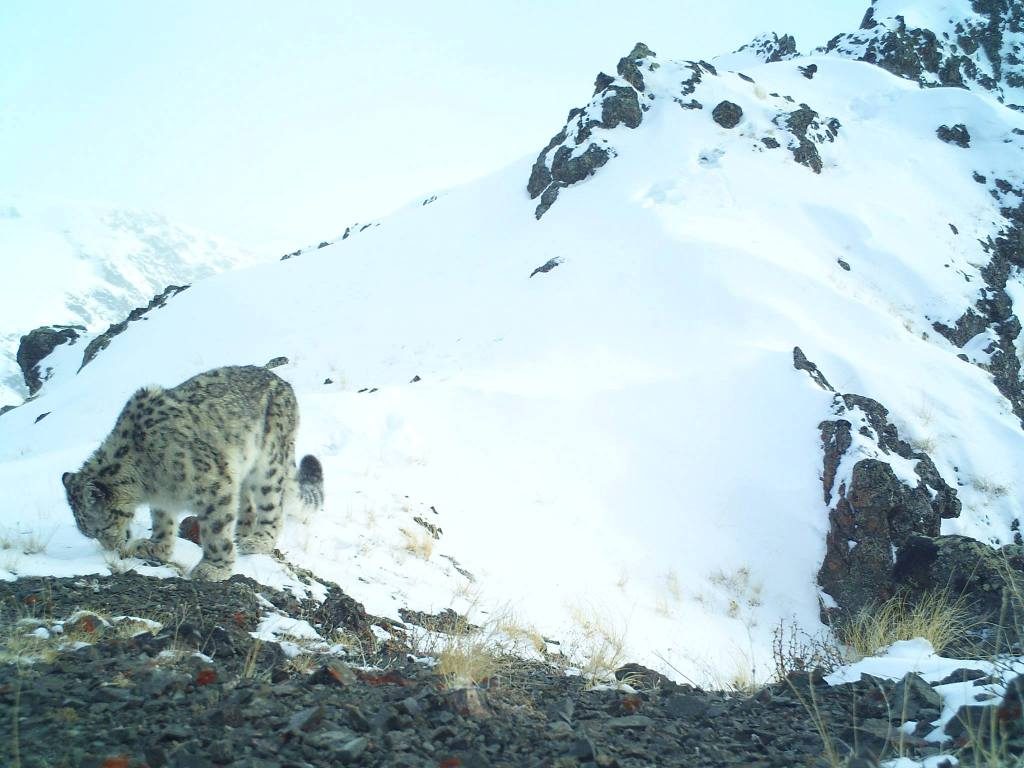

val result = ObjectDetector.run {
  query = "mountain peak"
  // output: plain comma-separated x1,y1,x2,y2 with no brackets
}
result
822,0,1023,107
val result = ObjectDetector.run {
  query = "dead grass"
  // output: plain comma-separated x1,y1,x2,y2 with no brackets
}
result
840,590,977,658
566,605,628,688
400,527,434,560
435,633,501,689
969,475,1010,500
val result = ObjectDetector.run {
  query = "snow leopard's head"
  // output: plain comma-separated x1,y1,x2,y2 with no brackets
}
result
62,471,129,549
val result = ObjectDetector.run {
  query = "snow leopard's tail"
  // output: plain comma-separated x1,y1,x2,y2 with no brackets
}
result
297,454,324,509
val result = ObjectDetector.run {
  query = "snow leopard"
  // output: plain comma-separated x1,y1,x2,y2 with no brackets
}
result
62,365,324,580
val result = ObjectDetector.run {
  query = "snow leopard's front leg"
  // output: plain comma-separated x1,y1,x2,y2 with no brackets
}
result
124,507,175,563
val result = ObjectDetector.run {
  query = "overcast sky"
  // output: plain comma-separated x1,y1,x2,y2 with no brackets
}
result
1,1,867,255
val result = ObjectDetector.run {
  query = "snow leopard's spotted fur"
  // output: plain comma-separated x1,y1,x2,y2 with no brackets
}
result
62,365,324,580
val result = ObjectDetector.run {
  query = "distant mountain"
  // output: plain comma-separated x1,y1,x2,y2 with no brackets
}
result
3,2,1023,688
0,200,264,406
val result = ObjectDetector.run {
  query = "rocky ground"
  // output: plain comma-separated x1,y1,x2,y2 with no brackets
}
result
0,569,1019,768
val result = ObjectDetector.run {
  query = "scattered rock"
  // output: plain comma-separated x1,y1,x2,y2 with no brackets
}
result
711,100,743,128
937,123,971,147
80,285,190,371
530,257,563,277
792,346,835,392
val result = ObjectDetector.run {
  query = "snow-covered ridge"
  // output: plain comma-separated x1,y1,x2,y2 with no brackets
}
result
0,199,263,408
820,0,1024,108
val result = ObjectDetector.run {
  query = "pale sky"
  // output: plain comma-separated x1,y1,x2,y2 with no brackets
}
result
0,1,867,255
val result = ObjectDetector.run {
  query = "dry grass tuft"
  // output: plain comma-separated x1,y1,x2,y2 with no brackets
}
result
841,590,977,658
435,633,501,689
567,605,628,688
400,527,434,560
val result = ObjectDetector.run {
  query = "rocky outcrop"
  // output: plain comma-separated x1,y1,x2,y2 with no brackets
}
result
933,185,1024,426
731,32,799,64
79,284,189,371
821,1,1024,108
16,324,85,395
894,534,1024,651
527,43,654,219
526,43,842,217
774,106,841,174
795,350,962,621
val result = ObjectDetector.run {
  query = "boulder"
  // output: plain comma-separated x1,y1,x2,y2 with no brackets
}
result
711,101,743,128
16,324,85,395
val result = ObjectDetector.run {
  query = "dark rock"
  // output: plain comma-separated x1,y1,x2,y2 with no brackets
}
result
335,736,368,763
265,356,289,369
317,241,330,249
732,32,798,64
890,673,942,721
34,411,50,423
607,714,654,729
937,123,971,147
838,258,851,270
816,392,962,621
936,668,990,686
893,534,1024,651
945,703,995,739
312,585,374,642
80,285,189,371
530,257,563,278
287,705,326,734
799,63,818,79
775,105,837,174
593,72,615,94
761,136,780,149
310,661,357,686
600,86,643,130
617,42,655,92
933,186,1024,426
571,731,598,760
447,687,491,719
664,693,710,719
16,324,86,394
615,662,677,691
711,100,743,128
793,346,835,392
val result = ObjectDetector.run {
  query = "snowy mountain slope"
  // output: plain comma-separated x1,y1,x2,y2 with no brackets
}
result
2,7,1024,688
0,199,263,407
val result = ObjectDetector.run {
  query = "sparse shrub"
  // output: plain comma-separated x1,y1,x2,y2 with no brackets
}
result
566,605,628,688
771,619,845,680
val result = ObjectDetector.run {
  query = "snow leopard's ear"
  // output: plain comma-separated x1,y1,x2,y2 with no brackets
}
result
62,472,74,490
